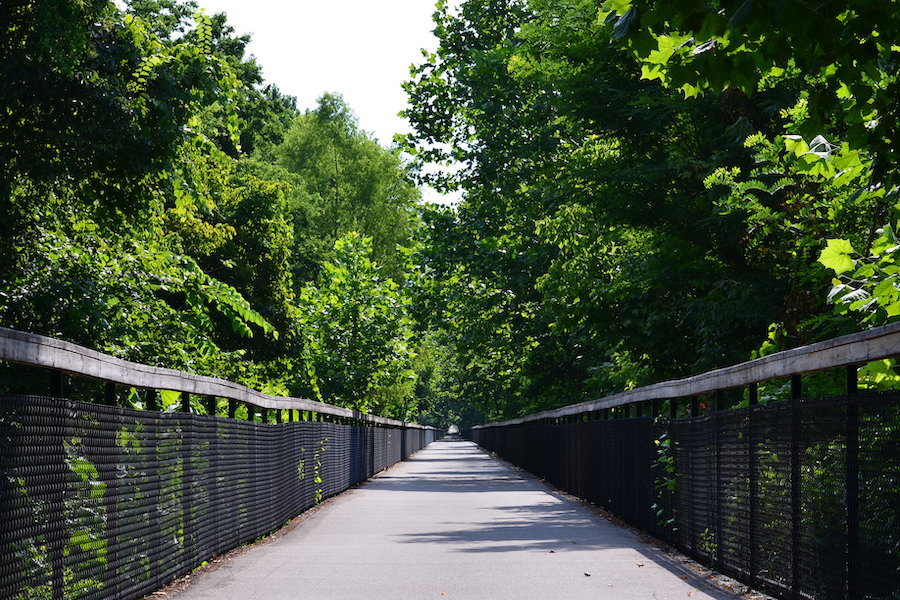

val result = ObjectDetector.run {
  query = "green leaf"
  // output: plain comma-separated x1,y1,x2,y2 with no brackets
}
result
783,135,809,157
819,239,855,274
826,239,854,254
160,389,181,410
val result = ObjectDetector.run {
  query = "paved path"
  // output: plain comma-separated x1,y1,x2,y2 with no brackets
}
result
171,440,739,600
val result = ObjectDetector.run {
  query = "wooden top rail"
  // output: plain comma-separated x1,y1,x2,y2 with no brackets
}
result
0,326,431,429
476,321,900,429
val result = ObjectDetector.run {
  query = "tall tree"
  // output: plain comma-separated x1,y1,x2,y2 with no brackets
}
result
277,93,421,283
599,0,900,330
402,0,877,419
125,0,299,159
293,232,418,418
0,3,276,377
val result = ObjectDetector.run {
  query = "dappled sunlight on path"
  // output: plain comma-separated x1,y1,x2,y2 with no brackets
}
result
172,441,742,600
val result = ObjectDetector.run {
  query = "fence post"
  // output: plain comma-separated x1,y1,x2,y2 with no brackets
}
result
715,394,723,571
39,389,66,599
205,395,216,416
49,400,66,600
846,365,859,600
209,403,220,556
102,398,122,595
105,381,117,406
401,423,408,459
50,369,63,397
104,379,120,590
182,405,195,570
228,399,236,419
790,374,802,599
181,391,190,413
687,414,695,554
748,382,758,589
147,389,158,412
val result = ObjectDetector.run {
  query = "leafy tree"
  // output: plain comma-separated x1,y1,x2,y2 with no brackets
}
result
125,0,299,159
407,333,484,429
598,0,900,335
0,0,237,211
401,0,899,421
183,161,297,366
278,93,421,284
0,0,446,424
0,154,275,373
292,232,417,418
402,0,781,418
600,0,899,186
402,0,599,419
0,4,276,378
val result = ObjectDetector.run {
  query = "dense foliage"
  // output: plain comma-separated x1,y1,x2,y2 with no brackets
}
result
401,0,899,421
2,0,898,427
0,0,436,421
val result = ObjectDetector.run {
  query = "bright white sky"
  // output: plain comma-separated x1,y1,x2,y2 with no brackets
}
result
195,0,457,204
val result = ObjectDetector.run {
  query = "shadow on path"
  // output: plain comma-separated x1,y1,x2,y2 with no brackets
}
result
169,440,746,600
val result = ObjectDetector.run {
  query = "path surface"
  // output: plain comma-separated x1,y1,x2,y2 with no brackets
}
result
171,440,739,600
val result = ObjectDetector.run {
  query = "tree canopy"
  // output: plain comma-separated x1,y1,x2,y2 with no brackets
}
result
0,1,440,422
400,0,899,420
2,0,898,427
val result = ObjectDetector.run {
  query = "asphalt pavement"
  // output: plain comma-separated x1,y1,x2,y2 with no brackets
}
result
169,440,742,600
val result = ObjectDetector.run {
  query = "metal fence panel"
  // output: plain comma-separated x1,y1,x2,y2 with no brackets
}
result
0,395,433,600
469,391,900,600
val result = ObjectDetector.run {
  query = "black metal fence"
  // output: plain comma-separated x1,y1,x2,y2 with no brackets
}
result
0,393,437,600
470,390,900,599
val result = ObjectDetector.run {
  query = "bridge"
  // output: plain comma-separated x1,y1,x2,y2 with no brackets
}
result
164,440,733,600
1,325,899,599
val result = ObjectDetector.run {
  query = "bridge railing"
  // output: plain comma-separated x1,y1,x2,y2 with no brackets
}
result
0,327,440,600
468,323,900,600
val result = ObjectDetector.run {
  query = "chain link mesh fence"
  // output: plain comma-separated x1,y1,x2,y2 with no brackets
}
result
470,391,900,599
0,394,437,600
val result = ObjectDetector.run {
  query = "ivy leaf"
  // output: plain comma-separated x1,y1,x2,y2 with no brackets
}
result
819,239,856,274
784,135,809,157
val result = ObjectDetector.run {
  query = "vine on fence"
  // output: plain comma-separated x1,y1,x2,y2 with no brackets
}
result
652,430,676,530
